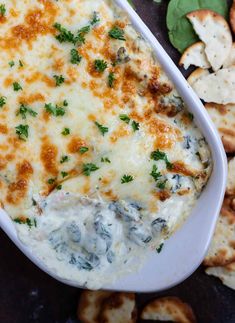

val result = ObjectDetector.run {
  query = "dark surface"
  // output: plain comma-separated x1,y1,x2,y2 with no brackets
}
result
1,1,235,323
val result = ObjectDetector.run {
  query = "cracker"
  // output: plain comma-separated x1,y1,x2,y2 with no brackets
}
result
206,262,235,290
179,41,211,70
192,67,235,104
230,0,235,35
78,290,113,323
223,43,235,68
187,10,232,71
99,292,137,323
205,103,235,153
141,296,196,323
227,157,235,195
187,68,210,87
204,195,235,267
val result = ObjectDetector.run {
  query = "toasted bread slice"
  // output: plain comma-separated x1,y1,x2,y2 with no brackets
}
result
187,68,209,87
141,296,196,323
179,42,210,70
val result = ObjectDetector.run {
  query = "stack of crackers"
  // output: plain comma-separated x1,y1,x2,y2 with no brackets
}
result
178,3,235,291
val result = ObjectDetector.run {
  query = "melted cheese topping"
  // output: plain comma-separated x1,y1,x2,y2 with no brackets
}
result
0,0,212,288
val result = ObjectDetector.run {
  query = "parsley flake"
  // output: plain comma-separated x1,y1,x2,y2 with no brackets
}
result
90,11,100,25
119,114,130,124
82,163,99,176
61,127,70,136
109,26,126,41
57,184,62,190
53,75,65,86
16,103,37,119
54,23,75,44
15,124,29,141
13,82,23,91
70,48,82,65
79,147,89,154
0,96,6,108
0,4,6,16
94,59,108,72
9,61,15,67
156,243,164,253
150,149,173,169
60,155,69,164
150,165,162,182
131,120,140,132
121,174,134,184
44,103,65,117
101,157,111,163
48,178,56,185
61,171,68,178
13,217,37,228
94,121,108,136
108,72,115,87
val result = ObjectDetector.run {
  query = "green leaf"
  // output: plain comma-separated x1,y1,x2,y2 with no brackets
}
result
167,0,228,53
82,163,99,176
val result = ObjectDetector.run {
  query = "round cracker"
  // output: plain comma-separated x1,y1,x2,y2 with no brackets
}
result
192,67,235,104
223,43,235,68
141,296,196,323
205,103,235,153
99,292,137,323
187,68,210,87
179,41,211,70
78,290,113,323
230,0,235,35
227,157,235,196
204,195,235,267
187,10,232,71
206,262,235,290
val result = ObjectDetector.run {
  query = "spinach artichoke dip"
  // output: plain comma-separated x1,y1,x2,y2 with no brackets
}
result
0,0,212,289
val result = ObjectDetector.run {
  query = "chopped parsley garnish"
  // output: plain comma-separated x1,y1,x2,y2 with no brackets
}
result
70,48,82,65
75,25,90,45
9,61,15,67
0,96,6,108
15,124,29,141
82,163,99,176
131,120,140,132
0,4,6,16
48,178,56,185
156,243,164,253
44,103,65,117
119,114,130,124
60,155,69,163
57,184,62,190
108,72,115,88
79,147,89,154
61,127,70,136
19,60,24,67
61,171,68,178
150,149,173,170
157,180,167,190
63,100,68,106
53,74,65,86
94,59,108,72
16,103,37,119
90,11,100,25
188,112,194,121
101,157,111,163
150,165,162,182
121,174,134,184
53,23,75,44
14,217,37,228
109,26,126,41
94,121,108,136
13,82,23,91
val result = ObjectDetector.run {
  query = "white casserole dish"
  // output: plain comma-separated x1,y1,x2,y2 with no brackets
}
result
0,0,227,292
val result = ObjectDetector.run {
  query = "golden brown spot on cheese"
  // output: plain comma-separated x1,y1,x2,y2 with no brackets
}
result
6,160,33,205
42,74,55,87
1,2,57,50
148,118,182,149
110,125,130,143
93,26,106,40
103,189,118,200
4,77,13,88
53,58,64,72
10,9,19,18
0,124,8,134
82,180,91,194
171,161,196,177
0,15,6,24
88,114,96,121
67,137,87,154
40,138,58,176
19,93,45,104
0,156,6,170
6,154,14,161
153,190,171,202
66,66,78,83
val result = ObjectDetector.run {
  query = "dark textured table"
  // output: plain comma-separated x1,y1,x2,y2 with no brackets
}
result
1,1,235,322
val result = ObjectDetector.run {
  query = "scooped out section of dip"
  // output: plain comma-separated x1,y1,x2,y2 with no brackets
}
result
17,192,167,288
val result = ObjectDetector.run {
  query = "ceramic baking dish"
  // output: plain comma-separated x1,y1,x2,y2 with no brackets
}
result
0,0,227,292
